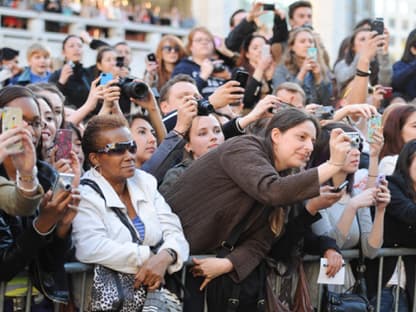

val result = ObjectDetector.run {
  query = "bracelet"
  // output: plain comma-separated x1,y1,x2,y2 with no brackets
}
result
356,68,371,77
327,160,344,167
164,248,178,264
17,178,39,193
235,117,245,133
32,217,56,236
172,129,185,138
16,167,38,183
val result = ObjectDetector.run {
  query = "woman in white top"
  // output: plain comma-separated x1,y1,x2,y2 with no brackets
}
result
305,122,390,307
71,115,189,309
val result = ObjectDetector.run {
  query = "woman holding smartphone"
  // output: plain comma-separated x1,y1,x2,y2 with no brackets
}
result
305,122,389,307
0,86,81,311
272,27,332,105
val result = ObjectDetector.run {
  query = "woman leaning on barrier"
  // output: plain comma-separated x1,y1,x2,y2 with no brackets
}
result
366,140,416,311
163,108,354,312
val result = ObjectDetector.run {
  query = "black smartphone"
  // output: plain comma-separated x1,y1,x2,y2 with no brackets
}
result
231,70,249,89
147,53,156,62
116,56,124,67
332,181,349,193
263,3,275,10
370,17,384,35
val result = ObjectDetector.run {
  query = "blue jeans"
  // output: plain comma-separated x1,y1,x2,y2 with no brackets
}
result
370,286,409,312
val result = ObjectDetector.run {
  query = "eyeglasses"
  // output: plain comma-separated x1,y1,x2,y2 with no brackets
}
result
96,140,137,155
162,46,180,53
26,119,44,129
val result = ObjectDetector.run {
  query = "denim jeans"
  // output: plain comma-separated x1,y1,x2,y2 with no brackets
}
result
370,286,409,312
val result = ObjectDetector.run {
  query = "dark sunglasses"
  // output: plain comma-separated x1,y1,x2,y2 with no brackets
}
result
96,140,137,155
162,46,180,53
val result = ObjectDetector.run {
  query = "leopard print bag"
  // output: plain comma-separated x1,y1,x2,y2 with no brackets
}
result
89,264,146,312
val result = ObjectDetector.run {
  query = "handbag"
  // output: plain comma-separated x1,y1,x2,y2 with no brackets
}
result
321,215,374,312
206,208,269,312
81,179,147,312
142,287,182,312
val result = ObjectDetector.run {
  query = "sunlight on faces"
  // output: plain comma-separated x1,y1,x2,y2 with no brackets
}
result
185,115,224,159
28,53,50,76
160,81,199,115
7,97,41,146
290,7,312,28
190,31,214,59
92,127,137,184
38,98,57,149
291,31,315,59
63,36,83,62
271,120,316,171
401,112,416,144
97,50,118,76
130,118,157,167
245,36,267,67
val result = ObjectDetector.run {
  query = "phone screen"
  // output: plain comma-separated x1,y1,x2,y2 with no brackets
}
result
55,129,73,160
307,47,318,61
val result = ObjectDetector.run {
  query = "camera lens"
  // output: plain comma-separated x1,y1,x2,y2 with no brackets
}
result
196,98,214,116
121,80,148,99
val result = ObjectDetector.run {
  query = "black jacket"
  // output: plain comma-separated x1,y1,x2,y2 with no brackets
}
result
225,18,257,52
0,161,71,303
365,174,416,306
49,65,93,109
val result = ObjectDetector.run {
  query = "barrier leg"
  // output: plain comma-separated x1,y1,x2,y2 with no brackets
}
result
394,256,403,312
24,279,32,312
80,272,86,312
376,257,384,312
0,282,5,312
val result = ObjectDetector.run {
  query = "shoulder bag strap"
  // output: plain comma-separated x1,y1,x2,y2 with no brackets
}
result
80,178,140,244
354,213,368,297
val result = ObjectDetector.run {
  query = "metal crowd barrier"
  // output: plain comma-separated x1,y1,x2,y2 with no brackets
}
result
1,248,416,312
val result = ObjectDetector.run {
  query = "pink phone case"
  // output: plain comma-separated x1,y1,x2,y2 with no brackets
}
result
55,129,72,160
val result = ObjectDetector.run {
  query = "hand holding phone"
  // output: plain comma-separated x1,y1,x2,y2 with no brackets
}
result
231,70,249,89
370,18,384,35
367,115,382,143
99,72,113,86
331,181,349,193
1,107,23,153
52,173,74,200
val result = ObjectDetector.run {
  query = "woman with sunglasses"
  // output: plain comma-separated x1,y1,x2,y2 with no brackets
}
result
0,86,80,311
304,122,389,307
143,35,187,92
72,114,188,310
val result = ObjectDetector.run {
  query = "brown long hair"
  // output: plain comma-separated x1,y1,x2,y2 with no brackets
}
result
283,27,329,83
155,35,187,90
380,105,416,159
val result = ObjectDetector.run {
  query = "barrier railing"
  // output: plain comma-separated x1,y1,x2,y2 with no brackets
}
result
1,248,415,312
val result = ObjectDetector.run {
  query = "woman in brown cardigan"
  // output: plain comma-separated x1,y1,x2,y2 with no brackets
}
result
163,108,352,312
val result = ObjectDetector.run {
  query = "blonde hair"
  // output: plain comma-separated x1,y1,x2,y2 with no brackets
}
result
27,43,50,60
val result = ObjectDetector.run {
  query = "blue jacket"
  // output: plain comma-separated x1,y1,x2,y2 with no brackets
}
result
10,67,50,86
392,59,416,101
171,57,226,99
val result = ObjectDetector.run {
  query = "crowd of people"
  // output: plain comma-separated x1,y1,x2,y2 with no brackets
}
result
1,0,195,30
1,0,416,311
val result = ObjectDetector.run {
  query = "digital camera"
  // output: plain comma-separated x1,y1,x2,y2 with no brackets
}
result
345,132,361,149
196,98,214,116
117,78,148,100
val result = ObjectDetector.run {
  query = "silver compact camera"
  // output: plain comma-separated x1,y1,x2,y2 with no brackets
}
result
344,132,361,149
